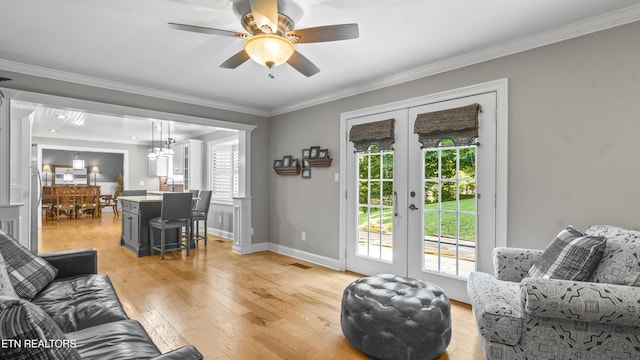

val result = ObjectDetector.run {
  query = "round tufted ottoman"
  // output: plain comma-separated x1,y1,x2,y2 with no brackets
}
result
341,274,451,360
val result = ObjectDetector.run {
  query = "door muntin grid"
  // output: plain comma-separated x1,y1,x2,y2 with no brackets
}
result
357,145,394,262
422,140,477,278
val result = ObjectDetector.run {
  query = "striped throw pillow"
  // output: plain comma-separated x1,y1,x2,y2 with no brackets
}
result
0,250,18,298
527,226,606,281
0,230,57,300
0,296,81,359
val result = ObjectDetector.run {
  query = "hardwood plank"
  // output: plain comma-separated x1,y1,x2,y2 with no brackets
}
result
39,215,484,359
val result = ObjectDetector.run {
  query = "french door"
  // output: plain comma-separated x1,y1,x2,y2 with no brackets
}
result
344,91,498,302
345,109,408,275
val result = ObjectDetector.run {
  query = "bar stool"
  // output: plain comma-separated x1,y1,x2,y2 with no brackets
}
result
190,189,200,210
192,190,212,246
149,192,193,260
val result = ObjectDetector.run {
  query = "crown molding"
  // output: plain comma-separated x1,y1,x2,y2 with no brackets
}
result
2,4,639,118
0,59,270,117
269,4,640,116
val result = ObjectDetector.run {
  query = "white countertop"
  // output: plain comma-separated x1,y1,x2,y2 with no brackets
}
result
147,191,176,195
118,195,163,202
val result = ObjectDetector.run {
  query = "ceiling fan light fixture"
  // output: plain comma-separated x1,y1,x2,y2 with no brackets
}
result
244,34,294,67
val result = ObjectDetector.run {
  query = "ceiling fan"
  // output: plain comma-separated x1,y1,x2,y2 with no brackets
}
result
168,0,359,78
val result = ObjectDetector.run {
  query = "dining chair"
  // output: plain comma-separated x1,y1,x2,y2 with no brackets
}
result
149,192,193,260
100,185,122,217
73,185,86,217
41,186,55,220
192,190,212,246
79,185,100,218
54,185,76,219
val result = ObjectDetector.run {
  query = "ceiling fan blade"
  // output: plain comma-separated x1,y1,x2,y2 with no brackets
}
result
249,0,279,33
220,50,251,69
168,22,248,38
287,23,359,44
287,51,320,77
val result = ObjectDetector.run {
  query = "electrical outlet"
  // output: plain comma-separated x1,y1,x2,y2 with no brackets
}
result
139,180,144,186
218,216,222,223
301,231,306,241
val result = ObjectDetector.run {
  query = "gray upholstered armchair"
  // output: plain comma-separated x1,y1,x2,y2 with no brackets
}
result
468,225,640,360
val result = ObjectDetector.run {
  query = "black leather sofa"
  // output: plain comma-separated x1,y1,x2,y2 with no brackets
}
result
6,248,203,359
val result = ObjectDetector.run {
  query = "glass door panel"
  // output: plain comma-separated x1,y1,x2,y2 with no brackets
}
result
422,144,477,278
346,109,408,276
356,145,394,262
407,92,497,302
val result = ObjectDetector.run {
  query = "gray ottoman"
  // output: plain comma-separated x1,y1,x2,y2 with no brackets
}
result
341,274,451,360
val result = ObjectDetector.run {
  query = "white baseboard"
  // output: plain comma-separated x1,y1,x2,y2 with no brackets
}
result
265,243,341,271
250,242,269,252
207,227,233,240
207,237,341,271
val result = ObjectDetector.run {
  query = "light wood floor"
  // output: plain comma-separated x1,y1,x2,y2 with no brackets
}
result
39,215,484,360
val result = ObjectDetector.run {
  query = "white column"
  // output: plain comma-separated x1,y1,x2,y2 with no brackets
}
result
232,196,252,254
0,91,10,205
237,129,251,197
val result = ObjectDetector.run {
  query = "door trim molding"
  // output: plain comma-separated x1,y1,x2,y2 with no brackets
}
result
339,78,509,272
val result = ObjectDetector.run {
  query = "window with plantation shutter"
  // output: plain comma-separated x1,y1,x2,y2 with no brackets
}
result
208,141,239,199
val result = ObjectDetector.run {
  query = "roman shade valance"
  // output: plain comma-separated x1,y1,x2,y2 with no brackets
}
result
414,103,481,148
349,118,395,152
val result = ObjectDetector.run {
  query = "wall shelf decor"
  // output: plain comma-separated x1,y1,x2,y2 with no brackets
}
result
306,157,332,167
302,146,332,168
273,156,301,175
274,166,301,175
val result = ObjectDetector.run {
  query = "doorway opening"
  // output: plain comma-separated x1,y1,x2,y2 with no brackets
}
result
2,88,256,253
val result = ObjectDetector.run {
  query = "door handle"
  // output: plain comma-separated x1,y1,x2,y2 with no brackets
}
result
35,169,43,206
393,191,398,217
408,204,418,211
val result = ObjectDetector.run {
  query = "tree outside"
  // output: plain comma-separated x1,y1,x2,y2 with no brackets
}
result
358,144,477,241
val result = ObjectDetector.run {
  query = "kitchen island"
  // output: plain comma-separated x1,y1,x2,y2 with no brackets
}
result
119,195,194,257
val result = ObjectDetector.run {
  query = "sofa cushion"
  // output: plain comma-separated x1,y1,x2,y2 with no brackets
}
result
0,230,57,300
467,272,523,346
66,319,161,360
0,250,18,298
527,225,605,281
585,225,640,286
0,295,81,360
31,274,129,332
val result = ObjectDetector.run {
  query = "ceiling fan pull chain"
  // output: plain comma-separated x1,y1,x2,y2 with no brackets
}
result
267,61,275,79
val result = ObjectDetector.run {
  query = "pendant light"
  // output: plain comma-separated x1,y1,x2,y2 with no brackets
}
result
148,121,157,158
165,122,174,156
157,122,166,158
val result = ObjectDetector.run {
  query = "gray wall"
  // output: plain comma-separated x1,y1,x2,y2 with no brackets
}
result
43,149,123,183
34,137,157,191
268,20,640,258
269,105,342,257
208,204,234,236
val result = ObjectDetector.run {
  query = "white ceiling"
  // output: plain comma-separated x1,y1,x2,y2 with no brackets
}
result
14,100,224,145
2,0,640,117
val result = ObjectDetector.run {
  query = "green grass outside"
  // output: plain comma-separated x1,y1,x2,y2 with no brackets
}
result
359,198,476,240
